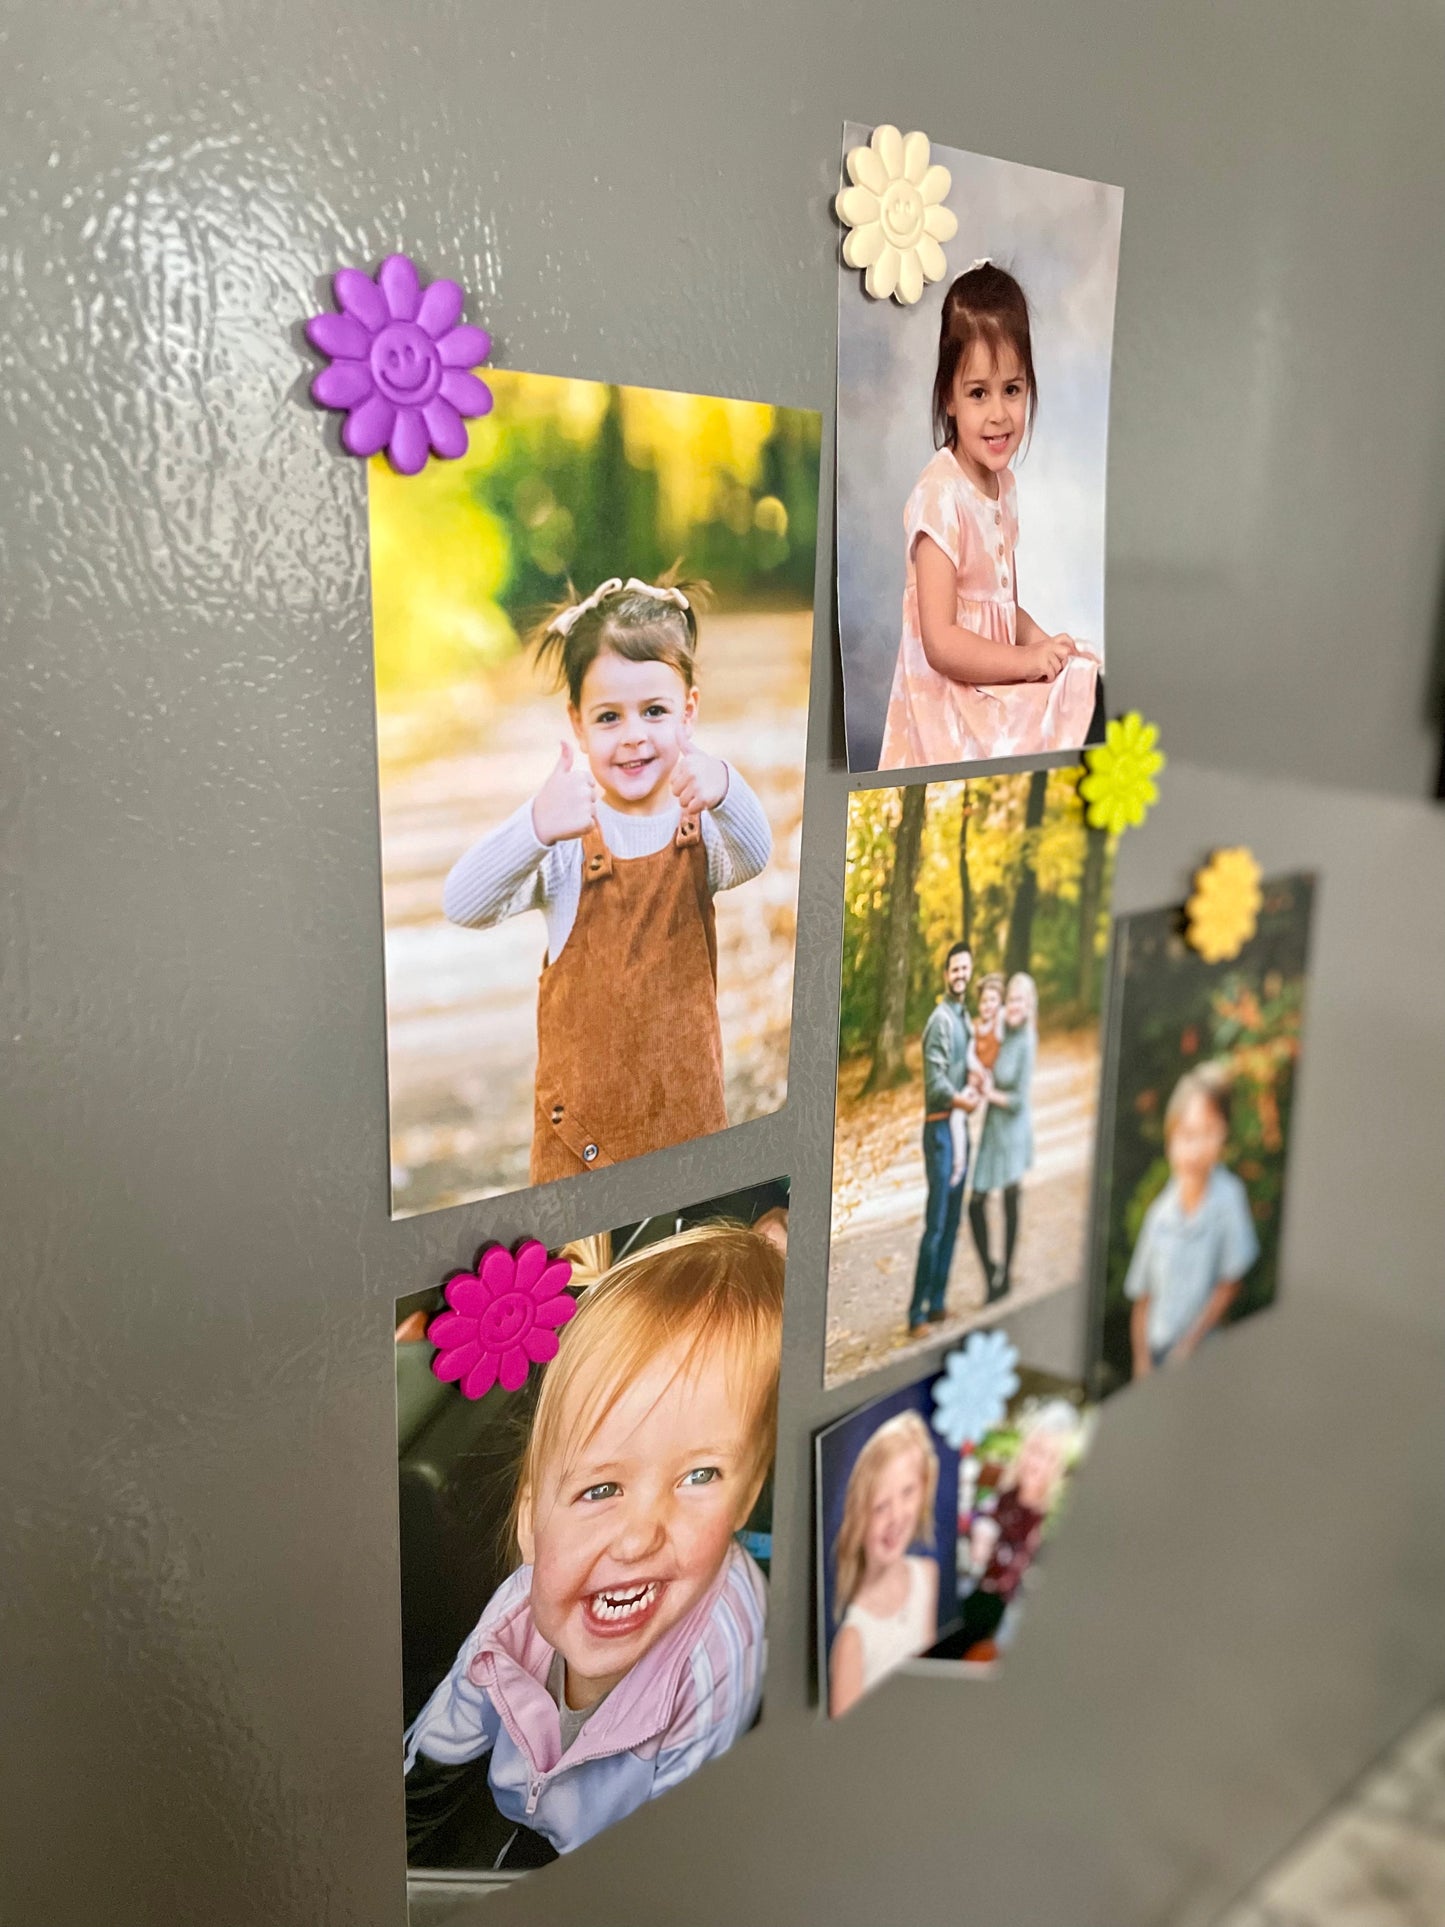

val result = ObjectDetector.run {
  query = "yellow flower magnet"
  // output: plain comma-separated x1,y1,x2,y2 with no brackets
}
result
1080,712,1165,835
835,125,958,305
1186,848,1264,964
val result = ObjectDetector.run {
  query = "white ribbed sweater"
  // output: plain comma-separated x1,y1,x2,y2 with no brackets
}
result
442,767,772,961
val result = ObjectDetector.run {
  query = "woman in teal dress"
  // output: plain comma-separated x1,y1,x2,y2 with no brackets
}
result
968,973,1038,1304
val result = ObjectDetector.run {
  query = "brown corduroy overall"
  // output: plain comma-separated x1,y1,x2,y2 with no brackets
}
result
529,815,728,1182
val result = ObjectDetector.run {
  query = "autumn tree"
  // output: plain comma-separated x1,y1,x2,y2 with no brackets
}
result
863,783,927,1093
1003,767,1050,979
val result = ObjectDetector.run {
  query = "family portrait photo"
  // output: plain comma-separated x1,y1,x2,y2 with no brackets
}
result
1091,875,1316,1397
396,1179,790,1877
826,770,1114,1388
369,368,820,1216
815,1372,960,1719
835,128,1123,775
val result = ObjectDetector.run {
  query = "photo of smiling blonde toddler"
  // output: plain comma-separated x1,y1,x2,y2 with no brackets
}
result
442,575,771,1183
403,1221,784,1859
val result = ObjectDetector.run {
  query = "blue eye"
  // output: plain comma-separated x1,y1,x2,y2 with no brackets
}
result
681,1466,722,1488
578,1481,621,1503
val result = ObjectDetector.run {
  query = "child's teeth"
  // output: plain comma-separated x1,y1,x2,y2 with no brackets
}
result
593,1582,657,1620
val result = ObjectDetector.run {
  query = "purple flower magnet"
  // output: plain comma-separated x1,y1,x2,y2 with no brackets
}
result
427,1239,576,1399
305,253,492,476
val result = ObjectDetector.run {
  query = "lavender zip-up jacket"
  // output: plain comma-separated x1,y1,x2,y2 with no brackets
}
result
404,1540,767,1854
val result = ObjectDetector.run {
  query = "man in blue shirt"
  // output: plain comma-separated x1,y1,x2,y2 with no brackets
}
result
907,942,981,1333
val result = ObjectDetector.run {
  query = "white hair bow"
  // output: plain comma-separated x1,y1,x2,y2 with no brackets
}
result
550,576,691,638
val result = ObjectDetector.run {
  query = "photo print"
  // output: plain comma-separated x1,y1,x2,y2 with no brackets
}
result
826,768,1114,1387
921,1368,1092,1671
815,1369,961,1719
396,1178,790,1878
370,369,820,1216
1090,874,1317,1396
836,126,1123,775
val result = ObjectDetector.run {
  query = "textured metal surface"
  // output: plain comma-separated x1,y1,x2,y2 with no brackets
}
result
4,2,1445,1923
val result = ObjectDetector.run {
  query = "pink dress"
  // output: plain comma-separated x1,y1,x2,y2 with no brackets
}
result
878,447,1099,772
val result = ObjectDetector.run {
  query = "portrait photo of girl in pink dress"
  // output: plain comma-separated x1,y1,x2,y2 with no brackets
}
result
835,130,1123,777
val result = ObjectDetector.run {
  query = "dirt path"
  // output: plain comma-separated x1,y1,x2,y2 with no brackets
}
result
825,1027,1100,1386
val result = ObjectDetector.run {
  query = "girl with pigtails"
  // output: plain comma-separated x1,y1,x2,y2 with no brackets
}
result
443,575,772,1182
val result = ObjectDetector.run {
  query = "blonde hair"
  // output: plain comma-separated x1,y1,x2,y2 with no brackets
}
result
511,1223,784,1559
1002,1397,1081,1491
1005,971,1038,1028
1163,1062,1232,1144
977,972,1006,1003
832,1410,939,1620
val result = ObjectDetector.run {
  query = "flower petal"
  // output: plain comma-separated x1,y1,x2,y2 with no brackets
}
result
432,1340,481,1383
422,397,467,459
521,1325,561,1364
462,1352,500,1400
533,1258,575,1303
516,1248,547,1294
444,1272,488,1316
533,1292,577,1330
896,249,924,305
416,275,464,339
388,404,429,475
311,359,374,410
498,1345,531,1393
479,1244,517,1295
847,143,888,196
917,235,948,285
306,311,371,360
378,253,421,321
835,184,879,230
843,222,886,270
333,268,388,332
439,367,493,417
924,204,959,244
919,163,951,207
341,393,396,458
427,1311,477,1347
872,123,904,181
437,323,491,367
865,244,900,300
901,130,931,185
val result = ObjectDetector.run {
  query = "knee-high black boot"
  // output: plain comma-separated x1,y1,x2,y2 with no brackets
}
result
999,1184,1020,1296
968,1195,992,1292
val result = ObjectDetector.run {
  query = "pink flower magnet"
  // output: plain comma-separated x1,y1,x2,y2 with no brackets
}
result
427,1240,576,1399
305,252,492,476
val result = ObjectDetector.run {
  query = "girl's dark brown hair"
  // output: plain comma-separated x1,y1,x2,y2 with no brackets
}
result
931,262,1038,453
530,566,708,707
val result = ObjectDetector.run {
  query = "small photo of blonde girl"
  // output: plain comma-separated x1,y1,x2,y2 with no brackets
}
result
816,1384,958,1719
398,1188,788,1875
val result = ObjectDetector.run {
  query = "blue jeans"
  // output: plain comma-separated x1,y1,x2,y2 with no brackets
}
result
909,1117,965,1327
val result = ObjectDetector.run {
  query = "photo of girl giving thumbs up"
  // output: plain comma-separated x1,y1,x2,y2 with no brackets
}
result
443,575,774,1185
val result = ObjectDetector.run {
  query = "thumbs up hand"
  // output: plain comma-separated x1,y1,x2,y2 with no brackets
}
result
531,740,599,846
669,723,729,816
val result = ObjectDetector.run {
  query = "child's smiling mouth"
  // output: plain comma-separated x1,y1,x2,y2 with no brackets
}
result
982,432,1012,454
615,754,656,776
583,1579,665,1634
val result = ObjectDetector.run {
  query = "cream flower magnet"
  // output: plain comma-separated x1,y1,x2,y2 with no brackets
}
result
835,124,958,304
